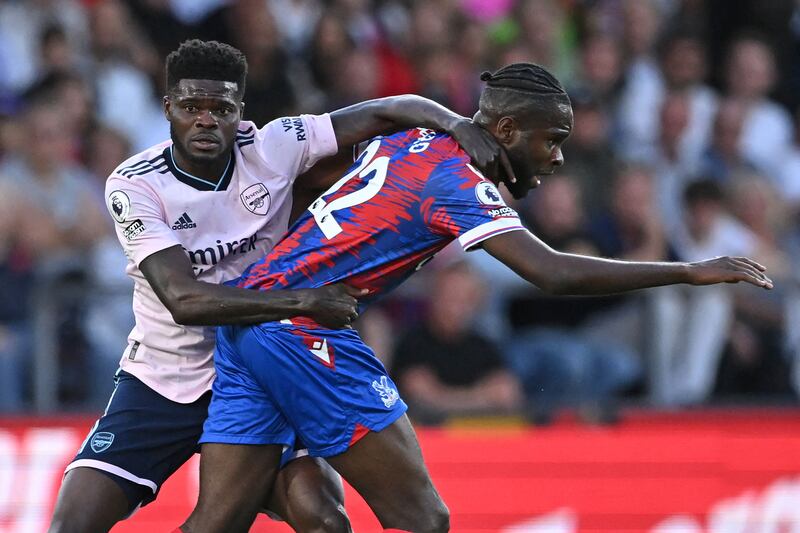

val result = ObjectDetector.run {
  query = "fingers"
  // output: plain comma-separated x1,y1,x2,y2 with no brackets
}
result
343,284,370,297
498,148,516,184
733,270,773,289
725,260,773,289
729,258,772,287
342,308,359,329
733,256,767,272
466,127,513,183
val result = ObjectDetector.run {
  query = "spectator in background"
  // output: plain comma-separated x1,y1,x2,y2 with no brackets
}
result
24,72,95,162
0,176,33,411
87,0,166,151
0,101,105,267
648,91,698,236
0,0,90,95
38,23,86,78
620,31,718,167
571,32,624,112
0,97,95,409
723,34,794,177
504,175,641,424
392,262,523,423
700,97,759,183
511,0,576,84
225,0,297,123
617,0,663,153
267,0,323,55
650,180,757,406
589,166,671,266
83,124,135,405
306,8,355,109
775,108,800,212
414,46,456,110
716,175,794,399
561,92,617,217
443,17,492,116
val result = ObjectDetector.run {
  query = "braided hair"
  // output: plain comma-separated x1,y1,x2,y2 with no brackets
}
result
477,63,569,124
165,40,248,99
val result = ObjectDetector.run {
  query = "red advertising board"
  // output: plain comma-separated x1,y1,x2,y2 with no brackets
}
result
1,409,800,532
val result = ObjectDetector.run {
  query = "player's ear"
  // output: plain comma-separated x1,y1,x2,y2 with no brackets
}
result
496,116,518,145
239,101,245,119
163,95,172,121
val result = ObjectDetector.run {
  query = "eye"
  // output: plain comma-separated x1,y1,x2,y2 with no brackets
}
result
184,104,198,113
218,107,232,116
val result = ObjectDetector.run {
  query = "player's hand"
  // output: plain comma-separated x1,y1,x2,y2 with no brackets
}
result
300,284,368,329
449,118,516,184
686,256,773,289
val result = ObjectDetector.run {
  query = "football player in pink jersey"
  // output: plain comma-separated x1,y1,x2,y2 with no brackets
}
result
179,64,772,533
48,39,513,533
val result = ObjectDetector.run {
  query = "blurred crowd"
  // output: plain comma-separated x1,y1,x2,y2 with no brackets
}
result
0,0,799,420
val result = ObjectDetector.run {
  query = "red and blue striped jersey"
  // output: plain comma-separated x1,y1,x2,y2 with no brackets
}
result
238,128,526,307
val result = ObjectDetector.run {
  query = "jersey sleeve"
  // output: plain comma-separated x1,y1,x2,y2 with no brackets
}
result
253,114,338,180
420,161,527,251
105,175,181,266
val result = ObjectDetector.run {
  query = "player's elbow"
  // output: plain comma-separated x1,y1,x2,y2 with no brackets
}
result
526,252,580,295
521,261,572,295
166,306,193,325
534,274,573,295
163,300,192,325
161,287,205,325
536,267,592,295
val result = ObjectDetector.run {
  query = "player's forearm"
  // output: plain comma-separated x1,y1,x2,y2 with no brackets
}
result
484,230,692,296
374,94,464,135
163,279,309,326
533,252,691,295
330,95,465,148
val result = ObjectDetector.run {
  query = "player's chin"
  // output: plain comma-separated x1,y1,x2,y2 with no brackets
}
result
186,146,227,162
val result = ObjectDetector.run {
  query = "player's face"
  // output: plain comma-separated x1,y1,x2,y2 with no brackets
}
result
164,79,242,167
503,101,573,199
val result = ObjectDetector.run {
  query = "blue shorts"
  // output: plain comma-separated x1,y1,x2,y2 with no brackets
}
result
67,369,301,512
201,323,407,457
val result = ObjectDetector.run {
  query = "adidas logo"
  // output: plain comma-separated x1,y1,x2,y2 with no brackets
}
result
171,212,197,230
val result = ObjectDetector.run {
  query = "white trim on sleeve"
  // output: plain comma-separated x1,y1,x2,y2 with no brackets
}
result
458,218,527,251
65,459,158,494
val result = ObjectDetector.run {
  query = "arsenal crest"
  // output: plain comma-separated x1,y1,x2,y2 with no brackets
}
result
240,183,271,216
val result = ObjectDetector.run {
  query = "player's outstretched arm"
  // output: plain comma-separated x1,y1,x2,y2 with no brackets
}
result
139,245,364,327
482,230,773,295
328,95,514,181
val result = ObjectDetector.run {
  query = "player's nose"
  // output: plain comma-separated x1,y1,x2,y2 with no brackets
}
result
551,148,564,167
195,110,218,128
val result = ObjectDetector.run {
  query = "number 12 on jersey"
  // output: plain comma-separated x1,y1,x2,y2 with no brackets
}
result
308,139,389,240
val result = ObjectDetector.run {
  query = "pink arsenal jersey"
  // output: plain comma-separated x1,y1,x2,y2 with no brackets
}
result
104,114,337,403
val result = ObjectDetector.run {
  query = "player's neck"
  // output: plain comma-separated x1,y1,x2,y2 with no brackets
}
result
169,146,231,185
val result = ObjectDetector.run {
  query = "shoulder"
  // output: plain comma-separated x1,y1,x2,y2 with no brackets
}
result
427,152,488,191
253,115,328,143
235,120,256,149
110,142,171,183
753,100,792,127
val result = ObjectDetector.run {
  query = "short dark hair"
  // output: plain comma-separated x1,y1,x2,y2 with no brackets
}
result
478,63,569,123
684,178,724,206
165,39,248,98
